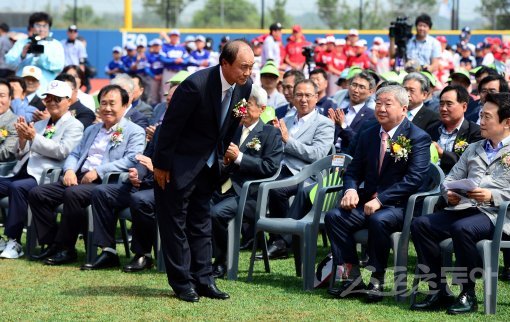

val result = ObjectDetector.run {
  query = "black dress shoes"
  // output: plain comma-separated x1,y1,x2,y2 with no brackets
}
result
177,288,199,303
44,249,78,265
255,240,288,260
365,281,384,303
328,279,367,298
197,283,230,300
212,263,227,279
123,254,153,272
447,291,478,315
410,291,456,311
80,251,120,270
31,244,59,261
500,266,510,281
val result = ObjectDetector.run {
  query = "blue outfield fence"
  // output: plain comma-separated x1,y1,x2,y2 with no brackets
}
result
13,28,509,79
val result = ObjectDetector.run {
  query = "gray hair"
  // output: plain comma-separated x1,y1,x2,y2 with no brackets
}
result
111,73,135,94
376,85,409,107
403,72,430,93
250,84,268,107
351,71,377,90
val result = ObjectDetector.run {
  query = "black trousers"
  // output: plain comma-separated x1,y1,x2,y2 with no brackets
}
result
129,189,156,255
155,166,217,294
411,208,508,291
324,205,404,274
28,180,100,248
90,183,132,249
210,190,257,265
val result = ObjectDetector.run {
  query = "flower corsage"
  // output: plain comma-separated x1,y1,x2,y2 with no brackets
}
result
454,138,469,154
233,99,248,118
246,137,261,151
43,125,56,139
110,126,124,147
387,135,412,162
0,128,8,143
501,152,510,170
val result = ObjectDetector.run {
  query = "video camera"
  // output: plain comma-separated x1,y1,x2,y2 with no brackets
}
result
27,35,44,55
301,46,315,64
389,16,413,67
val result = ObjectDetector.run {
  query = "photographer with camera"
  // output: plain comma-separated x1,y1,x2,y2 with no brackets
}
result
5,12,65,94
389,14,441,72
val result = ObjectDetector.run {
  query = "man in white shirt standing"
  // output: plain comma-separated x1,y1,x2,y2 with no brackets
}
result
262,22,282,68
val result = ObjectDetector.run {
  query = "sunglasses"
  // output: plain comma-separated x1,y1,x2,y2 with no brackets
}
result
43,95,64,103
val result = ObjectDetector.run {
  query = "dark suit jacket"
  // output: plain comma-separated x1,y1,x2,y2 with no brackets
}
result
275,103,291,120
465,98,480,123
344,118,431,206
427,119,482,174
411,105,440,131
153,65,253,190
70,100,95,129
125,106,149,129
29,95,46,111
227,121,283,196
337,103,375,153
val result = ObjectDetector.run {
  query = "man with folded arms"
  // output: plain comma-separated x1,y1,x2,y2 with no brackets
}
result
411,92,510,314
325,85,430,303
28,84,145,265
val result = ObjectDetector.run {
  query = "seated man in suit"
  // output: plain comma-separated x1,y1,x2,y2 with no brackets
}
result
274,70,305,120
0,80,83,259
327,71,376,154
210,84,283,277
262,79,334,259
82,125,161,271
428,85,482,174
325,85,431,302
131,74,153,119
28,84,145,265
403,72,440,131
55,73,96,129
411,92,510,314
0,79,18,162
111,74,149,129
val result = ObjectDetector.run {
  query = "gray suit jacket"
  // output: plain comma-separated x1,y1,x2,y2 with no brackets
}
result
63,117,146,179
442,140,510,235
282,110,335,174
12,112,83,180
0,109,18,161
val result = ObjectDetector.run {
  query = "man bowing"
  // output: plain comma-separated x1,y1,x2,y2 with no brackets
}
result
153,40,254,302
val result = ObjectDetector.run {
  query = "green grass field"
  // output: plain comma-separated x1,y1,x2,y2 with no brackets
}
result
1,230,509,321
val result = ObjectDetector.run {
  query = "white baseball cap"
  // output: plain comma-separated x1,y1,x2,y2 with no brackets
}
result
21,65,42,81
42,80,72,98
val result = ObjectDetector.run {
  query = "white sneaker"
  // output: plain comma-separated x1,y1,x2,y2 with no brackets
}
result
0,237,6,252
0,239,24,259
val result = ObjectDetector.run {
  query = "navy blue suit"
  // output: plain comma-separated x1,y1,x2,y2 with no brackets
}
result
325,118,431,274
275,103,291,120
125,106,149,129
153,65,252,294
336,103,375,154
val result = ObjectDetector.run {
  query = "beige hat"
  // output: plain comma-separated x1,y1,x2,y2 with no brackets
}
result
42,80,72,98
21,65,42,81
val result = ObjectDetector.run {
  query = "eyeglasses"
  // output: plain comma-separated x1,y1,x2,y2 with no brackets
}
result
294,93,316,100
349,82,369,91
33,23,49,29
479,88,498,95
43,95,63,103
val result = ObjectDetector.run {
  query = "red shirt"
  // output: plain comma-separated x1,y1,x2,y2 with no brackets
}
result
347,53,370,69
331,51,348,72
285,39,311,65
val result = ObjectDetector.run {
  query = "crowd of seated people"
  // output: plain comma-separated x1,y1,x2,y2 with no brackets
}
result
1,11,510,316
